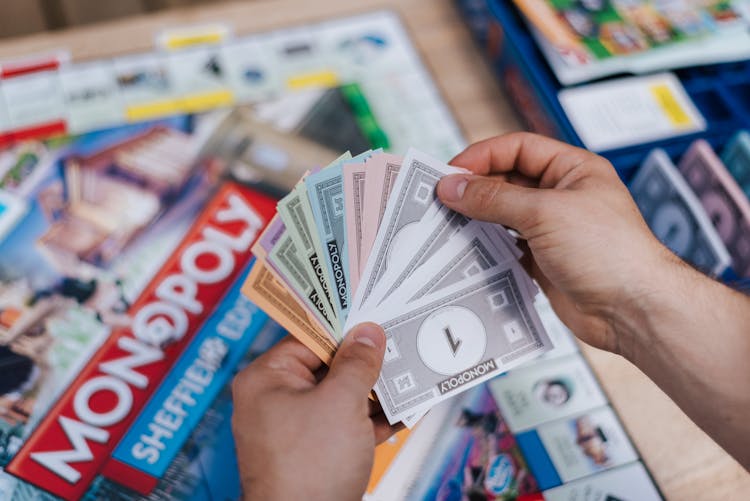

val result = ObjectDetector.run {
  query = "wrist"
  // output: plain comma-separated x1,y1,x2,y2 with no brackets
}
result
602,244,701,362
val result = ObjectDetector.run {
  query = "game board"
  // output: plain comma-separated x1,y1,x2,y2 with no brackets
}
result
0,10,660,501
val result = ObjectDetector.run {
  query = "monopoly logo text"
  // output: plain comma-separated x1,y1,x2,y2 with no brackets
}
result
6,184,276,501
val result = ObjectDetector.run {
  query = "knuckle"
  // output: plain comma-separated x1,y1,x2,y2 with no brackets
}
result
231,370,250,399
505,131,533,143
232,365,261,399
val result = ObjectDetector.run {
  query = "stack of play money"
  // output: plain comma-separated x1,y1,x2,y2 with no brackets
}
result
630,148,733,277
630,139,750,279
243,148,552,425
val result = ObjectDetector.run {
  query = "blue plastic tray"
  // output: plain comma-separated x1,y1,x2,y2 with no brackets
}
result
455,0,750,288
455,0,750,181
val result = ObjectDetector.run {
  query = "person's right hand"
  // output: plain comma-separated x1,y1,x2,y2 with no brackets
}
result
437,132,676,356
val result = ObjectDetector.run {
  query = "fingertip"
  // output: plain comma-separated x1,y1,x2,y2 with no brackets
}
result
449,135,504,174
448,150,469,168
350,322,385,350
324,323,386,401
450,136,493,164
438,175,469,203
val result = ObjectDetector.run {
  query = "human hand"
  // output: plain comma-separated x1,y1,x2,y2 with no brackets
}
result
231,323,399,501
437,133,676,355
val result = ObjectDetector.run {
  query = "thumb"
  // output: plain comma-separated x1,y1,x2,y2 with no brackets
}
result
323,323,386,403
437,174,542,234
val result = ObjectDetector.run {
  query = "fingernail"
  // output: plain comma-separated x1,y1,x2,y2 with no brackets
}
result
439,175,468,202
353,323,384,348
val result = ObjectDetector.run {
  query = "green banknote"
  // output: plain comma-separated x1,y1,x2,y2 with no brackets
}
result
277,155,351,338
268,229,336,333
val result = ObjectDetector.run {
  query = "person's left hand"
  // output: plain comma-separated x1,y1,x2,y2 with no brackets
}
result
232,323,400,501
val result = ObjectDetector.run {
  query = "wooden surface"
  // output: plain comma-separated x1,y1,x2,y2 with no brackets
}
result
0,0,747,498
0,1,48,39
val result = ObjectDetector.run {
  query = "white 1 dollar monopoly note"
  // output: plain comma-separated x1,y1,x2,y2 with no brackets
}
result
370,265,551,424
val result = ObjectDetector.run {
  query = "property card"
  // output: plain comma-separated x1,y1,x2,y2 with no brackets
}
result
113,53,174,119
523,406,638,484
559,73,705,152
59,61,124,133
220,36,281,102
543,462,662,501
1,66,66,130
266,26,334,89
165,46,234,106
489,354,607,433
315,10,414,81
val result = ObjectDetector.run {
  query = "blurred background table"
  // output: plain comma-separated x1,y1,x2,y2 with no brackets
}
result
0,0,746,498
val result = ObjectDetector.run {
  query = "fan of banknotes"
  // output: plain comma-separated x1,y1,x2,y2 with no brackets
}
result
243,148,552,426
